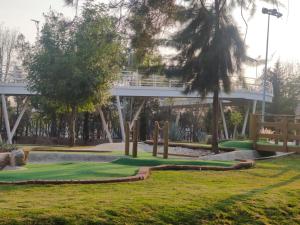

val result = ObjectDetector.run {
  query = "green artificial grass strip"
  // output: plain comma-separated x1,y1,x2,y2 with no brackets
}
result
219,140,254,150
0,157,234,182
0,162,138,182
112,157,234,167
0,155,299,225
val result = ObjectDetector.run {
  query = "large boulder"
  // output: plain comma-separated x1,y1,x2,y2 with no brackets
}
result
0,153,10,169
9,149,26,167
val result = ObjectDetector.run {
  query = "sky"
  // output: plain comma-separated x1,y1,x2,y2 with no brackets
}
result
0,0,299,78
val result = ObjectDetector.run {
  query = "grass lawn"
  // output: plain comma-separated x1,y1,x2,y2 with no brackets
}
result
0,155,299,224
0,157,234,182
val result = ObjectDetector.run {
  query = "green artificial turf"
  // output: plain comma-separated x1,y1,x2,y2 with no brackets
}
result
0,162,138,182
219,140,254,150
0,157,234,182
112,157,233,167
0,155,299,225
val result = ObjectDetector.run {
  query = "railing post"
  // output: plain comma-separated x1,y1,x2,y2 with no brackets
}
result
163,121,169,159
132,120,138,158
153,121,159,156
282,117,288,152
249,114,258,150
125,122,130,156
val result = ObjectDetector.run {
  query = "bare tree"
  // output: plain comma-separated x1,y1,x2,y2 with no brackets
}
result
0,25,19,82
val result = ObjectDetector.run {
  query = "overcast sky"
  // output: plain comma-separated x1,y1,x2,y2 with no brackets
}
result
0,0,299,77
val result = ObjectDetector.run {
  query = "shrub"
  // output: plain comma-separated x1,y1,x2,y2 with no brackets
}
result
0,142,17,153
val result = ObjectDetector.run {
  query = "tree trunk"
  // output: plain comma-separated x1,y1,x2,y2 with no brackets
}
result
233,125,237,139
68,105,77,146
50,113,57,137
212,89,220,153
212,0,220,154
83,112,89,145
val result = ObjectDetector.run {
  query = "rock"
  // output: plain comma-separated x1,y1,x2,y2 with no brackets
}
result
0,153,10,169
10,149,26,167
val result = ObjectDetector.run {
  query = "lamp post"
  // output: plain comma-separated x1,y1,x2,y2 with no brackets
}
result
261,8,282,122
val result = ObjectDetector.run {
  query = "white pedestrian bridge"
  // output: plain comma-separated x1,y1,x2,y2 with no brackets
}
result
0,71,273,102
0,71,273,143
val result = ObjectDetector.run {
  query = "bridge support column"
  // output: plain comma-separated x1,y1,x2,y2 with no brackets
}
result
242,102,251,136
116,96,125,142
252,100,257,114
219,100,229,139
1,94,12,144
1,96,30,144
130,99,145,130
98,107,113,143
175,112,181,126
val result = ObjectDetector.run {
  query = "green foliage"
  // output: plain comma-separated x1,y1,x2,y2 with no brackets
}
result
169,124,182,141
27,2,123,145
0,142,17,152
266,61,300,115
219,140,253,150
28,5,122,109
230,111,243,126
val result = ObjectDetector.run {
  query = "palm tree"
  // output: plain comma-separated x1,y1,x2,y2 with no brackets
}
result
64,0,79,18
129,0,281,153
170,1,246,153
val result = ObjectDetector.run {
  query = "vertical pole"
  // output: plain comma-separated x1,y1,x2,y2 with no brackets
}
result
219,100,229,139
282,117,288,152
163,121,169,159
125,122,130,155
175,112,180,126
11,97,29,138
132,120,138,158
249,114,258,150
252,100,257,114
116,96,125,142
153,121,159,156
130,100,145,130
1,95,12,144
98,108,113,143
295,117,299,146
242,102,251,136
262,14,270,122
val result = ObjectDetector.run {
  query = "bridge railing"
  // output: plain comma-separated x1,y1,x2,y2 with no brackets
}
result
0,71,273,96
116,71,273,95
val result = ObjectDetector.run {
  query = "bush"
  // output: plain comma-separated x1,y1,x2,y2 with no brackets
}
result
0,142,17,153
169,124,183,141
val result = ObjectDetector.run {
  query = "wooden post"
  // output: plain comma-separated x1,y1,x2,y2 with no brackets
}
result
295,118,299,146
163,121,169,159
249,114,258,150
153,121,159,156
282,117,288,152
137,119,140,141
125,122,130,156
132,120,138,158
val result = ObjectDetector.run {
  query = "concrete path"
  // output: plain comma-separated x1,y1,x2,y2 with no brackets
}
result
200,150,293,161
28,152,119,164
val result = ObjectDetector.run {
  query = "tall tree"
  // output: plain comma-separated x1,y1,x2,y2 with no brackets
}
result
27,2,123,146
267,61,300,115
128,0,281,153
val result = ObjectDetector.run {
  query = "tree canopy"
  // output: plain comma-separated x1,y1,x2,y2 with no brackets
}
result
27,1,123,145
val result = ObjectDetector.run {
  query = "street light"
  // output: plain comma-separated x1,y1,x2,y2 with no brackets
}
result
261,8,282,122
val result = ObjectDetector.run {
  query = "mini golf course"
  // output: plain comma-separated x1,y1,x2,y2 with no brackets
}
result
0,155,237,183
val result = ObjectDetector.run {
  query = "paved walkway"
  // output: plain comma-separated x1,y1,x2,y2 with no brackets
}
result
28,152,119,163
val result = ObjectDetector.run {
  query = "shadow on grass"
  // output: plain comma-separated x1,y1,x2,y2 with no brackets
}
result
148,173,300,225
